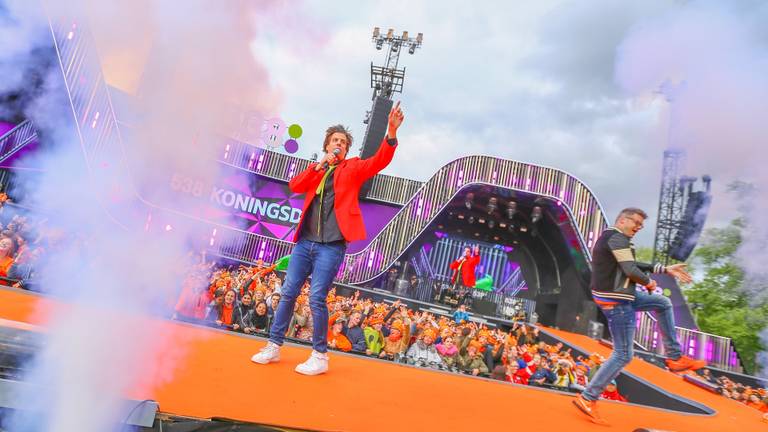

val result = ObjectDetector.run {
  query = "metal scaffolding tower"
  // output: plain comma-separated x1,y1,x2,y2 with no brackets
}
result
652,149,689,265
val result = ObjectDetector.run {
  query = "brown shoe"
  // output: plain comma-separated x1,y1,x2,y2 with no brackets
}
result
666,355,706,372
572,393,608,425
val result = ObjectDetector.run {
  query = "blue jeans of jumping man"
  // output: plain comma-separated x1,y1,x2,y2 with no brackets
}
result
582,291,682,401
268,238,346,353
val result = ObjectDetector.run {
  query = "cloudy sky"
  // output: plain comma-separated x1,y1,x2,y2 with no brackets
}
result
250,0,744,247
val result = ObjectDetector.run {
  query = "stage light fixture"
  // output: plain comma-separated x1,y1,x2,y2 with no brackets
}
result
376,39,383,50
531,206,543,224
402,31,409,39
457,214,465,220
499,222,507,229
488,220,495,229
493,235,500,241
468,216,475,224
474,232,480,237
487,197,498,214
478,218,486,224
417,33,423,43
387,28,394,39
464,193,474,210
506,201,517,219
373,27,380,38
408,43,416,54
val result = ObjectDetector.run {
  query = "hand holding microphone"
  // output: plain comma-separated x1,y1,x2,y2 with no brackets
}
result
316,148,341,171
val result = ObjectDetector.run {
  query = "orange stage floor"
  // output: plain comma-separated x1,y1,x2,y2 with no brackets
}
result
0,288,765,431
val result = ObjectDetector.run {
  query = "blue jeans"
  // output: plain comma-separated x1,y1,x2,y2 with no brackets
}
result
268,238,346,353
582,291,682,401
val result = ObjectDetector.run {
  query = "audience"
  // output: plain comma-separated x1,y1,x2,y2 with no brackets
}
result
0,214,50,288
699,370,768,413
169,260,642,402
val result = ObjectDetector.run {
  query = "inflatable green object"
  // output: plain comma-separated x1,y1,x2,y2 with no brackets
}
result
474,274,494,291
274,255,291,271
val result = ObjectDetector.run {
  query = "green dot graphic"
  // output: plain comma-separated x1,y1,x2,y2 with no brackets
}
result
288,124,303,139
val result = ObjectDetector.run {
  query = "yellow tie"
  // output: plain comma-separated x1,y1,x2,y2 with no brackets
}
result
315,165,336,196
314,165,336,236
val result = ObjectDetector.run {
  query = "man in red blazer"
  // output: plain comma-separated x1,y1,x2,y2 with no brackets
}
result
450,245,481,287
449,245,481,306
252,102,405,375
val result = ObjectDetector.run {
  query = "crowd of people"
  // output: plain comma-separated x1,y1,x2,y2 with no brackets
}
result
0,212,47,288
173,261,630,400
696,368,768,413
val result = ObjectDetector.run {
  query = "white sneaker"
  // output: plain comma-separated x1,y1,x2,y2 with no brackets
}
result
295,350,329,375
251,342,281,364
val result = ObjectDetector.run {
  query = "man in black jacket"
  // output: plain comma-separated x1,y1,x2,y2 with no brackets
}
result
573,207,703,425
344,311,368,352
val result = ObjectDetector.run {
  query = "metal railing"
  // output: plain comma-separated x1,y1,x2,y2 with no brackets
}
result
635,311,742,373
0,120,37,165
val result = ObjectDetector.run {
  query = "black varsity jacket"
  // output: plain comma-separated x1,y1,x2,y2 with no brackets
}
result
590,227,666,302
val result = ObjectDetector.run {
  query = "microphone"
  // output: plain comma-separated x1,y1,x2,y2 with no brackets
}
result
321,148,341,170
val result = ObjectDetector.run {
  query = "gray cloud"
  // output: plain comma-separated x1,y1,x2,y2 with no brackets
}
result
264,0,685,245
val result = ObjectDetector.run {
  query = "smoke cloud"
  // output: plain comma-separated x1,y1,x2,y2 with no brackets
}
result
615,0,768,374
0,0,320,429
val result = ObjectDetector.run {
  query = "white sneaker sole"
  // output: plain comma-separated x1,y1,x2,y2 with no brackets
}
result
251,353,280,364
294,365,328,375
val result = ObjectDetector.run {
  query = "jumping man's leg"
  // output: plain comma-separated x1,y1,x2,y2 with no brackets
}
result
632,291,681,359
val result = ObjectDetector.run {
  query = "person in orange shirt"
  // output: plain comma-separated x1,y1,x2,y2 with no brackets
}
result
327,317,352,352
173,275,210,321
207,290,236,328
0,236,17,285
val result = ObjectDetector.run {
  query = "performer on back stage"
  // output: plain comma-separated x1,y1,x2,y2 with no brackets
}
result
572,207,704,425
250,102,405,376
448,245,480,306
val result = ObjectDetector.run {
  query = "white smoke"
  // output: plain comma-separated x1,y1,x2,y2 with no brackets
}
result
0,0,317,429
614,0,768,374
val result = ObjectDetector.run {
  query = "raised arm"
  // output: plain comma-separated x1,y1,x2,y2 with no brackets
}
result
349,101,405,180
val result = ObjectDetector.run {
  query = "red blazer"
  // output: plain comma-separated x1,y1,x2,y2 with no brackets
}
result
450,253,480,287
289,137,397,242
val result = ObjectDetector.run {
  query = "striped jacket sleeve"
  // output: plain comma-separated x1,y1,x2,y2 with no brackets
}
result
607,232,652,286
637,261,666,274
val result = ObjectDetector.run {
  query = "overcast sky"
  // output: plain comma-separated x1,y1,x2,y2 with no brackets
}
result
247,0,695,246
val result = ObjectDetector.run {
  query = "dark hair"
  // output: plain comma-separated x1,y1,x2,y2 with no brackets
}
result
323,124,353,153
616,207,648,222
490,365,507,380
255,301,268,315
